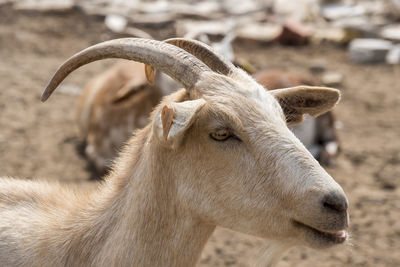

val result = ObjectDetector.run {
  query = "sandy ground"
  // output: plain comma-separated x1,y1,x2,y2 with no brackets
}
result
0,5,399,266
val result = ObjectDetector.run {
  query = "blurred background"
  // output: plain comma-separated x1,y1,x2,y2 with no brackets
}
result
0,0,399,266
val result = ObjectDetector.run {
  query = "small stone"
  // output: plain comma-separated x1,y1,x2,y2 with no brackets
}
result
349,38,392,64
176,19,234,38
277,20,313,46
313,27,349,44
274,0,320,21
321,4,365,21
236,23,282,44
215,248,223,255
376,163,400,190
172,1,221,18
223,0,262,15
332,17,380,39
386,0,400,20
128,13,175,28
309,63,326,74
322,71,343,86
105,14,127,33
15,0,74,11
381,24,400,42
386,45,400,64
57,84,81,96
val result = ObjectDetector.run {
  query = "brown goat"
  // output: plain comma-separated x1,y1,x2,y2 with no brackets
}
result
76,60,177,174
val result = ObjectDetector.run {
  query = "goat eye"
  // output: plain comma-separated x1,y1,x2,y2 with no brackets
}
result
210,129,231,141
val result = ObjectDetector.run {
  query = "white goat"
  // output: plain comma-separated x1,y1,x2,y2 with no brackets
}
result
0,38,349,267
76,39,340,174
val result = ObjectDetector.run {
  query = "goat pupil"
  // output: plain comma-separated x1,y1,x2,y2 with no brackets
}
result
210,130,231,141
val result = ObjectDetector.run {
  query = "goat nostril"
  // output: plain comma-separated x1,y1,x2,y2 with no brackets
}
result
323,201,344,212
322,194,348,213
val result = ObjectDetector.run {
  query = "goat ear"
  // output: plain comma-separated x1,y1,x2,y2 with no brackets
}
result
153,99,206,147
111,79,147,104
270,86,340,125
145,64,156,85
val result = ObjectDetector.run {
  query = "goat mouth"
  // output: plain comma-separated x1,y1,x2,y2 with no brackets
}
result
293,221,347,246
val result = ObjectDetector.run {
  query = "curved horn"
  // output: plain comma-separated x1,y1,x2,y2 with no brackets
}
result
41,38,212,102
145,38,236,85
164,38,236,75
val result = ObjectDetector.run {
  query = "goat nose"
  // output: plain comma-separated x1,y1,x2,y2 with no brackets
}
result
322,193,348,213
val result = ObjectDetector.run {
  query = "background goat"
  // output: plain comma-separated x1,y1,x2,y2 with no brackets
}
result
76,60,177,174
254,69,340,166
0,38,348,266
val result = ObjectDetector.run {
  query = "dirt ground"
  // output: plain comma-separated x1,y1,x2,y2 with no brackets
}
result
0,5,399,266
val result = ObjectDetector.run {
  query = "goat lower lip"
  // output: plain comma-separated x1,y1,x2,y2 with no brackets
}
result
294,221,347,244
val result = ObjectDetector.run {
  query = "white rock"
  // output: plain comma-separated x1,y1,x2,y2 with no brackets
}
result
236,23,281,43
222,0,263,15
274,0,321,20
128,13,175,27
105,14,127,33
14,0,74,11
349,38,392,63
135,0,170,14
322,71,343,86
57,83,82,96
77,0,138,16
177,19,235,38
386,45,400,64
331,16,380,39
313,27,347,43
322,4,365,20
173,1,221,17
381,25,400,42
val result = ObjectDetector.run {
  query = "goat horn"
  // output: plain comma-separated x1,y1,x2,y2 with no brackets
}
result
164,38,235,75
144,38,235,84
41,38,212,102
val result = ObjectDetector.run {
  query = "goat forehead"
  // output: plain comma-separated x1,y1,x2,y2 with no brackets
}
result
205,90,283,125
196,72,285,126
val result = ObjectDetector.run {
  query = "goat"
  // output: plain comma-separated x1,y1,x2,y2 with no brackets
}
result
76,35,237,175
76,60,177,174
78,59,339,175
254,69,340,166
0,38,349,266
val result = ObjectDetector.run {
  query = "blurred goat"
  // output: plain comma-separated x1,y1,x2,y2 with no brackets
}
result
76,60,177,174
254,69,340,166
